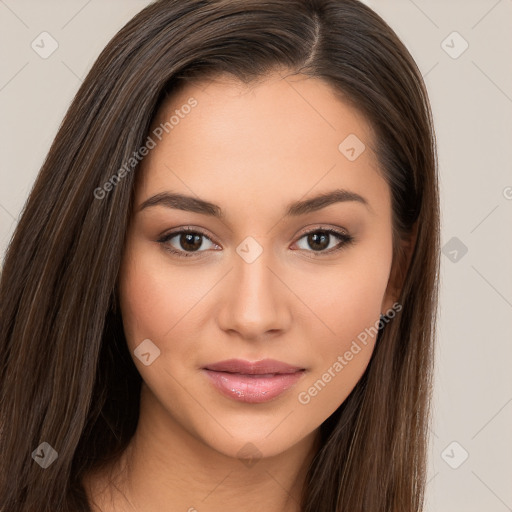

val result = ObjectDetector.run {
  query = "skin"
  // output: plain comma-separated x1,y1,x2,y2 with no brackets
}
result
84,70,408,512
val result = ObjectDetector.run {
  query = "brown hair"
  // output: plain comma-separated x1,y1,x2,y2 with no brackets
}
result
0,0,439,510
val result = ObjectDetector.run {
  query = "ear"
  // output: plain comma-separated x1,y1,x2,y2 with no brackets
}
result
381,221,418,314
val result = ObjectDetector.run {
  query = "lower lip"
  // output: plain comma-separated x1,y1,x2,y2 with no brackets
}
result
202,369,305,403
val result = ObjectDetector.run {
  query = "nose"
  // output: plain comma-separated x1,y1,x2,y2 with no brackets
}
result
216,244,292,341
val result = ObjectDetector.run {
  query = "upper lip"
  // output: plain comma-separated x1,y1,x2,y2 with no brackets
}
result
202,358,305,375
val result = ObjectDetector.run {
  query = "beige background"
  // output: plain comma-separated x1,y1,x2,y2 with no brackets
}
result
1,1,511,510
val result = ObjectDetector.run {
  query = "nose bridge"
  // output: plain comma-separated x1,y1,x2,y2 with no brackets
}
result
217,238,289,337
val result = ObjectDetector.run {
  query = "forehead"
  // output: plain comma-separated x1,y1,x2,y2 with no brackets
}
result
135,71,389,219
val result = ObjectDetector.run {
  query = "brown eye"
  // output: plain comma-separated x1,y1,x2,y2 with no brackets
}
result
157,229,218,258
178,232,203,252
306,231,330,251
294,228,354,255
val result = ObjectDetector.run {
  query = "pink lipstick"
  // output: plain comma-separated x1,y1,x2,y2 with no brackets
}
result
201,358,306,403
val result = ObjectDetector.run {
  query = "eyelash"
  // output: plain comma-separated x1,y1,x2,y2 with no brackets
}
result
157,226,355,259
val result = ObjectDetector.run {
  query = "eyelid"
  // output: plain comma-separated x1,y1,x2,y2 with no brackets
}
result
158,226,217,242
294,224,350,239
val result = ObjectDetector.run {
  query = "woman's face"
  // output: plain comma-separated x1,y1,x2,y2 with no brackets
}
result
118,71,399,460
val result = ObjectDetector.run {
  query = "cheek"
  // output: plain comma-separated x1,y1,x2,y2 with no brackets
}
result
119,260,169,349
118,241,173,349
292,282,382,418
293,235,392,342
291,235,392,409
118,242,216,362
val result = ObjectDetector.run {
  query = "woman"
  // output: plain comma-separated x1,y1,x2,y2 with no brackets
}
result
0,0,439,510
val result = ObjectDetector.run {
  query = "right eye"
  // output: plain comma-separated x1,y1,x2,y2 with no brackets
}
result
157,228,220,258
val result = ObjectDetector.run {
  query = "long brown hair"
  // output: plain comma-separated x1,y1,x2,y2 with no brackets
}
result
0,0,439,510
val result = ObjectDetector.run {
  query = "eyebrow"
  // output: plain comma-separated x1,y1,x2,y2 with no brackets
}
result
138,188,372,218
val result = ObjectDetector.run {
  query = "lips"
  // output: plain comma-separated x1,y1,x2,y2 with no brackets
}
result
201,358,306,403
203,358,304,375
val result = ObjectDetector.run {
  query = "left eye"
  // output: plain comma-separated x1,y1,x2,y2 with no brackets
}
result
294,229,354,254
